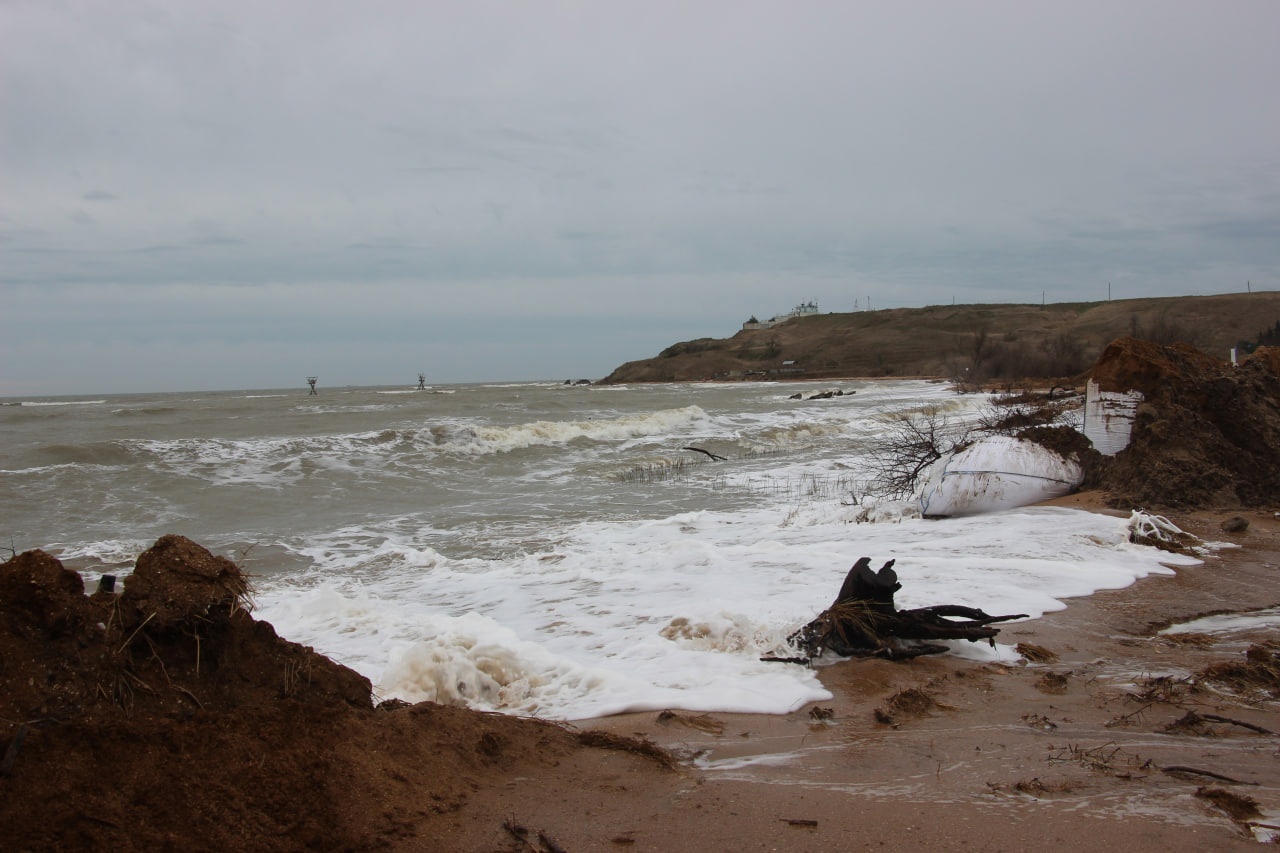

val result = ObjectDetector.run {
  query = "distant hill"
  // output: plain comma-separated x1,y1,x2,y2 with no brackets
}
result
599,292,1280,384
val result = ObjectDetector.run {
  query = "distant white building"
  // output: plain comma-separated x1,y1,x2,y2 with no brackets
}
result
742,300,820,330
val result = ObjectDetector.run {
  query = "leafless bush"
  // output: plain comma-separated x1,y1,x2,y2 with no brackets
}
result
866,405,973,498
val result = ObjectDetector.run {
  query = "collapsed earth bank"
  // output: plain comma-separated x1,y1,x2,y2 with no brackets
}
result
0,536,657,850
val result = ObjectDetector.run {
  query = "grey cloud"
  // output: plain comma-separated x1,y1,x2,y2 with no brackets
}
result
2,1,1279,393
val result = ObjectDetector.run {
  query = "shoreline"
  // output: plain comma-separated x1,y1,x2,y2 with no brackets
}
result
3,495,1277,851
457,494,1280,851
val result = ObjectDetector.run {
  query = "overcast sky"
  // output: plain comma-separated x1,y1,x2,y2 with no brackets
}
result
3,1,1278,395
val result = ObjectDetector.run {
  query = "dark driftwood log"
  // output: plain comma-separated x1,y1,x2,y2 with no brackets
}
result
766,557,1028,663
682,446,727,461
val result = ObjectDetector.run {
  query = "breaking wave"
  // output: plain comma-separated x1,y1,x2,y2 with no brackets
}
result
428,406,711,456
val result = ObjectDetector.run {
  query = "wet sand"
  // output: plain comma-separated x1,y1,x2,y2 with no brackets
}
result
447,496,1280,851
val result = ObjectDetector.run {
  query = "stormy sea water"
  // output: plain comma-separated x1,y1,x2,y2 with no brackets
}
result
1,379,1199,720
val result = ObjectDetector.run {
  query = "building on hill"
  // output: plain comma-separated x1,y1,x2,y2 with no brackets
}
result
742,300,820,330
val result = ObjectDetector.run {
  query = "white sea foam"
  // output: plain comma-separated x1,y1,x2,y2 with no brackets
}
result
54,538,154,569
254,504,1200,720
430,406,711,456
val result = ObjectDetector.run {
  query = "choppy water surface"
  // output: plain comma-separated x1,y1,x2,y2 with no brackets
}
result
1,380,1197,719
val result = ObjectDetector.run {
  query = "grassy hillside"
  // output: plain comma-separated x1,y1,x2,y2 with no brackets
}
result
599,292,1280,384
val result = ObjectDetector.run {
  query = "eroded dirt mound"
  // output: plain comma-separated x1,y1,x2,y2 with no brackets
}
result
1015,424,1109,489
119,533,250,627
0,537,640,851
1092,338,1280,508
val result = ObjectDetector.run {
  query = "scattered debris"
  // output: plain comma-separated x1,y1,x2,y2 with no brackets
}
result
1127,511,1202,554
1195,787,1262,822
1163,710,1276,737
1021,713,1058,731
768,557,1027,662
1158,632,1216,649
1015,642,1058,663
1034,672,1071,695
1128,674,1194,704
874,687,943,726
575,731,681,771
1049,742,1151,778
986,778,1079,798
1106,703,1154,729
1197,644,1280,701
1162,766,1257,786
681,446,727,461
656,710,726,735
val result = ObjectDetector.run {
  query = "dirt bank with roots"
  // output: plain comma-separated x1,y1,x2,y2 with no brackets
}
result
1089,339,1280,509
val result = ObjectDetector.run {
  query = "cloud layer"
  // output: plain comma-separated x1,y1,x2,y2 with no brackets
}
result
3,1,1278,393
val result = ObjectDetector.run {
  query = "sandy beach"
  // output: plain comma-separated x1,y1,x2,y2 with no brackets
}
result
440,495,1280,852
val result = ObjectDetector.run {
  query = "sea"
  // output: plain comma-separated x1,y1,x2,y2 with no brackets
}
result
0,379,1200,720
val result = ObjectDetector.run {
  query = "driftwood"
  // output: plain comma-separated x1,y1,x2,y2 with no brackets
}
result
766,557,1028,663
682,446,727,461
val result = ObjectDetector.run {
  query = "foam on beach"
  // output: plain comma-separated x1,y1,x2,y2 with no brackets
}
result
254,505,1201,720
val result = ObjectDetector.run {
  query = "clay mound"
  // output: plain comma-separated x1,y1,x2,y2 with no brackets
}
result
1090,337,1224,397
1092,337,1280,508
120,533,250,628
5,548,88,636
0,537,627,851
1244,344,1280,375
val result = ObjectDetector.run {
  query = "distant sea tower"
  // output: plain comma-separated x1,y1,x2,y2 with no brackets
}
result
307,376,317,395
